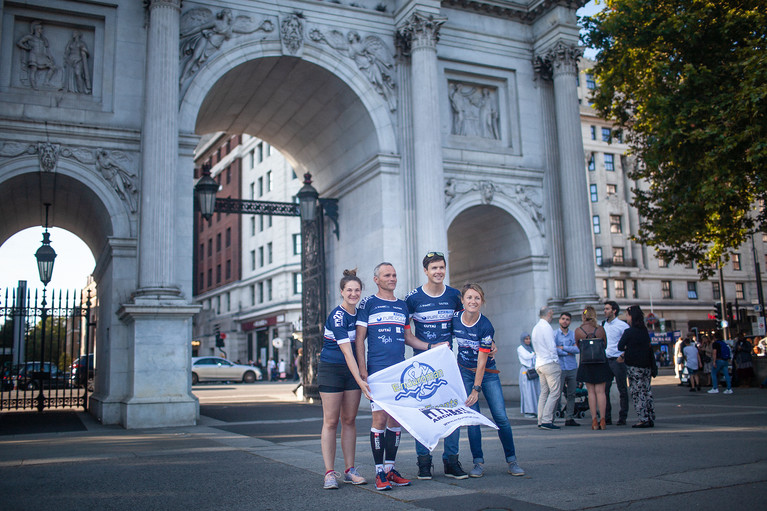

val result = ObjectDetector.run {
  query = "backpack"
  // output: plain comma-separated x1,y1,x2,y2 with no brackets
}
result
717,341,731,361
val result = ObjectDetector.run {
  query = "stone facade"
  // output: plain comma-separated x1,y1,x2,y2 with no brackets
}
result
0,0,595,427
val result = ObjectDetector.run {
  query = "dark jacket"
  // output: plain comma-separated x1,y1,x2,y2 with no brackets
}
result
617,327,655,368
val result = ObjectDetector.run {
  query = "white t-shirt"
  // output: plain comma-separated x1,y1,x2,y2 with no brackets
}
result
683,345,700,370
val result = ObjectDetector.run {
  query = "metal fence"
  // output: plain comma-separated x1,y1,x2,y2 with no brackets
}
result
1,286,93,412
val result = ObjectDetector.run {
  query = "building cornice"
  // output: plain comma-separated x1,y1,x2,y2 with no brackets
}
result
441,0,587,23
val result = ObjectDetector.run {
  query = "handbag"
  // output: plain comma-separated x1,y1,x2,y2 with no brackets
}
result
579,327,607,364
525,369,539,381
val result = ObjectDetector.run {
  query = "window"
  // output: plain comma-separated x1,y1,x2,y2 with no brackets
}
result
267,215,272,228
225,292,230,312
225,166,231,185
614,279,626,298
590,184,598,202
736,282,745,300
763,233,767,243
258,246,264,267
250,285,256,306
257,177,263,197
658,256,668,268
687,282,698,299
225,228,231,247
257,143,263,163
632,280,638,299
604,153,615,171
225,260,231,279
266,171,272,192
207,269,212,287
267,278,273,301
713,282,721,300
266,144,271,157
207,239,212,257
258,215,264,232
267,242,273,264
199,272,204,290
250,216,256,236
601,127,611,142
685,260,694,269
609,215,622,234
586,73,596,89
612,247,624,264
199,243,204,260
249,182,255,199
615,131,623,143
661,281,672,299
588,154,595,171
215,296,221,315
732,253,741,270
595,247,603,266
592,215,601,234
293,272,302,294
249,151,255,169
606,184,617,195
216,264,221,283
590,126,596,140
258,282,264,303
216,233,221,252
602,279,609,298
293,233,301,255
250,250,256,271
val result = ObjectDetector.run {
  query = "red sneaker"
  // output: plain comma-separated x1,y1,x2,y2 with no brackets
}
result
375,471,392,491
386,468,411,487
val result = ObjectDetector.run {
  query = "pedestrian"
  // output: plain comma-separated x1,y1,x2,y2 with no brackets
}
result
682,338,702,392
734,333,755,387
278,358,286,380
319,269,370,489
531,306,562,430
517,332,540,418
555,312,580,426
455,283,525,476
292,348,303,395
267,358,277,381
405,251,466,480
575,306,612,430
356,262,431,491
699,335,714,387
617,305,656,428
603,301,630,426
674,336,685,385
708,337,733,394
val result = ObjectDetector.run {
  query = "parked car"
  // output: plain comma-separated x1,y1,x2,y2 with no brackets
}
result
69,354,94,388
191,357,262,385
13,362,68,390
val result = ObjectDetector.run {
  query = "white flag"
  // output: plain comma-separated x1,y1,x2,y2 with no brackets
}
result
367,344,498,451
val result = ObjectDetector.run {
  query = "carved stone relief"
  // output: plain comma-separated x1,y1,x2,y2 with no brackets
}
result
309,28,396,111
179,7,274,84
14,20,94,95
445,178,545,237
280,13,305,55
0,142,138,213
448,82,501,140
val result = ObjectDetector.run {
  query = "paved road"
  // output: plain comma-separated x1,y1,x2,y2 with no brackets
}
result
0,371,765,511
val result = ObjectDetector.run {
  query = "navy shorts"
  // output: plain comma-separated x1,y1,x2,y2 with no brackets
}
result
318,361,360,393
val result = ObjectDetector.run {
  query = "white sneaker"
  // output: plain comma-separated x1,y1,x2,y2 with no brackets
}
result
723,389,733,394
707,388,719,394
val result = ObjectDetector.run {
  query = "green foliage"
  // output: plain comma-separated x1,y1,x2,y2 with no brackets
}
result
582,0,767,276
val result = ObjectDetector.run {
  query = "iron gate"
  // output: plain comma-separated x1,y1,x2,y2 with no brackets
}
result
1,285,93,412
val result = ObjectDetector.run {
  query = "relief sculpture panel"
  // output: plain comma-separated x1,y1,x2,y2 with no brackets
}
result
448,81,501,140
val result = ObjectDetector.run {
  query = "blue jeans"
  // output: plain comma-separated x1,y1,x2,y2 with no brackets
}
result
415,428,460,460
460,367,517,463
711,359,732,390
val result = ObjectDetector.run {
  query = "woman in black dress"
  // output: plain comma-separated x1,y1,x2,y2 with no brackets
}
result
617,305,657,428
575,306,612,430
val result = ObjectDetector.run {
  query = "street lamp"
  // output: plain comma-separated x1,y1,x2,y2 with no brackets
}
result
33,203,55,412
296,173,319,222
194,164,220,222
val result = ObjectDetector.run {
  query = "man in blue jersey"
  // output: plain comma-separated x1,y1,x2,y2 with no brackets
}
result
405,251,466,480
356,262,434,491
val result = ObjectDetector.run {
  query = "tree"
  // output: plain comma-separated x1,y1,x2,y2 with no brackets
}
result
582,0,767,276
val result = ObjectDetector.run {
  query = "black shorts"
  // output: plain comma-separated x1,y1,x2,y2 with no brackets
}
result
318,361,360,393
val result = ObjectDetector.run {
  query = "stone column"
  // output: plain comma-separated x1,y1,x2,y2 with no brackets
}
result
548,42,598,304
398,12,447,260
138,0,181,297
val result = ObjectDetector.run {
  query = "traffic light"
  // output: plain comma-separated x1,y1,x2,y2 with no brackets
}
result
216,332,226,348
713,303,722,322
726,302,733,323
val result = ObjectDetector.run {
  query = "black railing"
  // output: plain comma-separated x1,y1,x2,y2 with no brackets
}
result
599,258,638,268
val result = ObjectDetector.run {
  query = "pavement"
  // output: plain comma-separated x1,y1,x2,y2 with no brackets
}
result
1,369,766,511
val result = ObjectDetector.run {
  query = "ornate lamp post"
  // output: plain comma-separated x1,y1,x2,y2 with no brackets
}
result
33,203,56,412
194,165,336,399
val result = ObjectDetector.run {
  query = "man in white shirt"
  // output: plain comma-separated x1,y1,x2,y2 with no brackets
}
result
603,301,630,426
531,306,562,430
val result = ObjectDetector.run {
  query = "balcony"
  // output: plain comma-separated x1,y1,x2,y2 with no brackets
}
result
599,258,638,268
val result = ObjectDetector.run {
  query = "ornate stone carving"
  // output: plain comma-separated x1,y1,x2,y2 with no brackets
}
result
179,8,274,84
38,143,61,173
448,82,501,139
445,178,545,236
534,41,582,81
396,12,446,56
16,20,60,90
95,150,139,212
309,28,396,111
63,31,92,94
280,14,305,55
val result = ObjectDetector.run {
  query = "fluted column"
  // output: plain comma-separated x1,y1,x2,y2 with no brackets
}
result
398,12,447,259
138,0,181,296
548,42,598,303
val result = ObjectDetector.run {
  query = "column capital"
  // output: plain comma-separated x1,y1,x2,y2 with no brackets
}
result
534,41,583,80
145,0,181,12
397,11,446,56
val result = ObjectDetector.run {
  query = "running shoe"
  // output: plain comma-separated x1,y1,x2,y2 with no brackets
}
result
386,468,411,486
469,463,484,478
375,471,392,491
343,467,367,485
323,471,340,489
707,388,719,394
723,389,734,394
508,461,526,476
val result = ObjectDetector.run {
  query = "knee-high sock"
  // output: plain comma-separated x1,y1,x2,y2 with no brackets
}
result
370,428,385,470
384,427,401,468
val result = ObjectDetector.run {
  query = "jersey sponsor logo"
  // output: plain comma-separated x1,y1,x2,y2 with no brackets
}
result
379,335,394,344
371,312,407,325
456,337,480,350
391,361,447,401
332,309,346,327
413,310,454,323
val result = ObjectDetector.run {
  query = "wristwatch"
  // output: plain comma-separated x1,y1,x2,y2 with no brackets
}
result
472,385,482,393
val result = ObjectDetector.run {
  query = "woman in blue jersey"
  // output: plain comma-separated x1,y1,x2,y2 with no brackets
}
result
455,283,525,477
319,269,372,489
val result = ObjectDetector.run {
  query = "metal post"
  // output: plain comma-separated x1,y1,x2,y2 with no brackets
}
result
300,204,326,401
36,289,47,413
752,235,766,334
84,290,93,411
718,263,729,340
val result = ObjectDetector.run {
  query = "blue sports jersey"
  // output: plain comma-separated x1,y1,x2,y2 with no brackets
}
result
453,311,496,370
320,305,357,365
356,294,410,374
405,285,462,354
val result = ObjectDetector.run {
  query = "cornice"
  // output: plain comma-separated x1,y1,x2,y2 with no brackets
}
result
441,0,587,23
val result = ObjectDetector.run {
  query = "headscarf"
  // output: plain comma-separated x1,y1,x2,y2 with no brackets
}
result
519,332,533,353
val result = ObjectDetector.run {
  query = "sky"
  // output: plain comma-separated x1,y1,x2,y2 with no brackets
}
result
0,1,602,300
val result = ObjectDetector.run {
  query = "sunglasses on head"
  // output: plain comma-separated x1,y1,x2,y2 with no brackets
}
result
425,251,444,258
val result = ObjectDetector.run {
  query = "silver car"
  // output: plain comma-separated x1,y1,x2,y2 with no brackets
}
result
191,357,262,385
